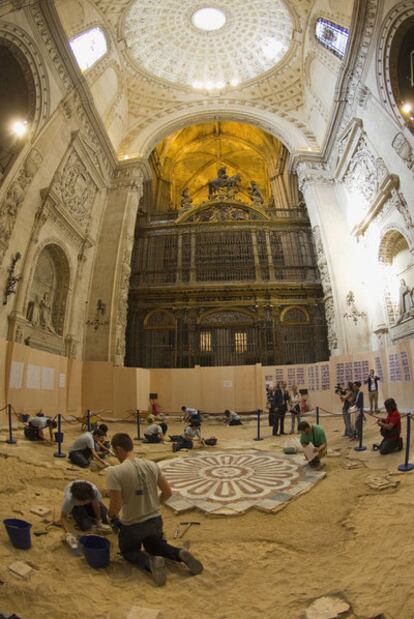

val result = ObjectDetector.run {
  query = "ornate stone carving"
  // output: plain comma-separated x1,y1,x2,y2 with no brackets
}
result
296,161,333,192
186,203,260,223
180,187,192,209
343,137,380,205
248,181,264,205
392,133,414,170
313,225,337,350
0,148,43,262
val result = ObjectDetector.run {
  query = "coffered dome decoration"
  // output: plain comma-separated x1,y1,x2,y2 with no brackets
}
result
124,0,294,89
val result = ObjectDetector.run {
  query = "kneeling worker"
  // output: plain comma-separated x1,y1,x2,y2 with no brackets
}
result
374,398,403,455
297,420,327,468
107,433,203,586
68,428,109,469
24,414,57,443
224,410,242,425
144,419,168,444
59,480,110,532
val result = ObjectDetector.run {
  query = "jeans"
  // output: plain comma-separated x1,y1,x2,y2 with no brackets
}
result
290,411,301,433
172,437,193,452
379,436,403,455
144,434,162,443
24,425,41,441
119,516,181,571
272,410,286,435
72,502,109,531
342,406,354,437
69,447,92,468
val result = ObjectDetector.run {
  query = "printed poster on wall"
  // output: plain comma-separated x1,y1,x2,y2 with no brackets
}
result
9,361,24,389
41,367,55,390
26,364,41,389
59,373,66,388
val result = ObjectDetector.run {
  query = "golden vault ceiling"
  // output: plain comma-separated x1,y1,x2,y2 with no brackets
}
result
152,121,285,210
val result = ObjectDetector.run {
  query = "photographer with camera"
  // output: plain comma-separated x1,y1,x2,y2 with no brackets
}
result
336,381,355,439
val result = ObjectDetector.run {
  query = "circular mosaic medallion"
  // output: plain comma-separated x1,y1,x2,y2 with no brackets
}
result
159,450,323,514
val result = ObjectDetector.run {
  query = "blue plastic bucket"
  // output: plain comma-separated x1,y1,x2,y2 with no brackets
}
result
3,518,32,550
79,535,110,569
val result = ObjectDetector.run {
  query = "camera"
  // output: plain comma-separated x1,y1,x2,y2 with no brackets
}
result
334,383,346,396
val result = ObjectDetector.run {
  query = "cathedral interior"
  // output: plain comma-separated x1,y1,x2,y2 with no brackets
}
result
0,1,414,617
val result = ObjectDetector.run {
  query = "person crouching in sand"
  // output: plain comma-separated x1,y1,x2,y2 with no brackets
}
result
298,420,327,468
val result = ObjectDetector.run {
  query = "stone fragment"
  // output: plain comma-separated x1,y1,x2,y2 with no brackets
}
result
30,506,51,517
126,607,161,619
305,596,350,619
8,561,33,579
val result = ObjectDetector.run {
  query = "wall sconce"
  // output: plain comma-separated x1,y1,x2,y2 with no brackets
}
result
343,291,366,325
86,298,109,330
3,252,22,305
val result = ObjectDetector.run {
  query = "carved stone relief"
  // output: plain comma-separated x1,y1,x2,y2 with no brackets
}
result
392,133,414,171
313,225,337,351
343,137,384,206
0,148,43,263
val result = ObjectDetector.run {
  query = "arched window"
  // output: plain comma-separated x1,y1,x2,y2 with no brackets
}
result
378,230,412,325
315,18,349,59
70,27,107,71
389,16,414,134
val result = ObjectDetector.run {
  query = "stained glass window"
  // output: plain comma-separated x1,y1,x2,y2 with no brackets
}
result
315,18,349,59
70,27,107,71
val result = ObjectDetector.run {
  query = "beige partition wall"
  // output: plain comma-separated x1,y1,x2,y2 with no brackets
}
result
1,338,414,417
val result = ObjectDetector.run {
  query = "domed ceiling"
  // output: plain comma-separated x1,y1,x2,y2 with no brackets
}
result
56,0,355,156
124,1,293,89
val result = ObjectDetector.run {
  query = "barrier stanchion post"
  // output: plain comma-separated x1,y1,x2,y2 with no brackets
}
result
135,409,143,442
354,411,367,452
254,409,263,441
54,413,66,458
316,406,320,425
398,414,414,472
86,409,91,432
6,403,16,445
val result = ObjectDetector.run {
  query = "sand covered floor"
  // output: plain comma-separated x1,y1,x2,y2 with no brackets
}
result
0,413,413,619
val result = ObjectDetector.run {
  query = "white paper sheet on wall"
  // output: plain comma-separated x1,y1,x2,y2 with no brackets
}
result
59,373,65,388
41,367,55,390
9,361,24,389
223,380,232,388
26,364,41,389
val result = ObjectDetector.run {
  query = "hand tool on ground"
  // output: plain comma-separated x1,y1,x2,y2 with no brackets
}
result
177,521,200,539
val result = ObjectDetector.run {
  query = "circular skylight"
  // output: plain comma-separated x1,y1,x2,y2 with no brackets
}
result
191,7,226,31
124,0,293,89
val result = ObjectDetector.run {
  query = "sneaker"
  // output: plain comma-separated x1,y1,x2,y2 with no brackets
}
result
148,556,167,586
179,549,203,575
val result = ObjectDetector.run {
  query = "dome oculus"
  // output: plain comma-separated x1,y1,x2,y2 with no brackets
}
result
191,7,227,32
124,0,293,88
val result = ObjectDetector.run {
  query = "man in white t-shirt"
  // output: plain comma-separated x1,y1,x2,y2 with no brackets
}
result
24,414,57,442
107,432,203,586
68,429,109,469
181,406,201,426
144,421,167,444
59,480,109,531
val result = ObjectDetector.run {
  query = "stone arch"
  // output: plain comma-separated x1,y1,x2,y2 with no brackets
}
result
378,227,411,264
26,243,71,336
0,22,50,137
376,1,414,131
144,309,175,329
280,306,310,323
0,23,50,178
377,227,413,325
121,106,317,159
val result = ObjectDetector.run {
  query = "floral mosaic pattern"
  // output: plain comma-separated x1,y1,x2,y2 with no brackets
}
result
160,450,325,515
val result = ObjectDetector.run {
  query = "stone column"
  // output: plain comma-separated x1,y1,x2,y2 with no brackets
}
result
265,231,275,280
84,162,146,364
251,230,261,281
